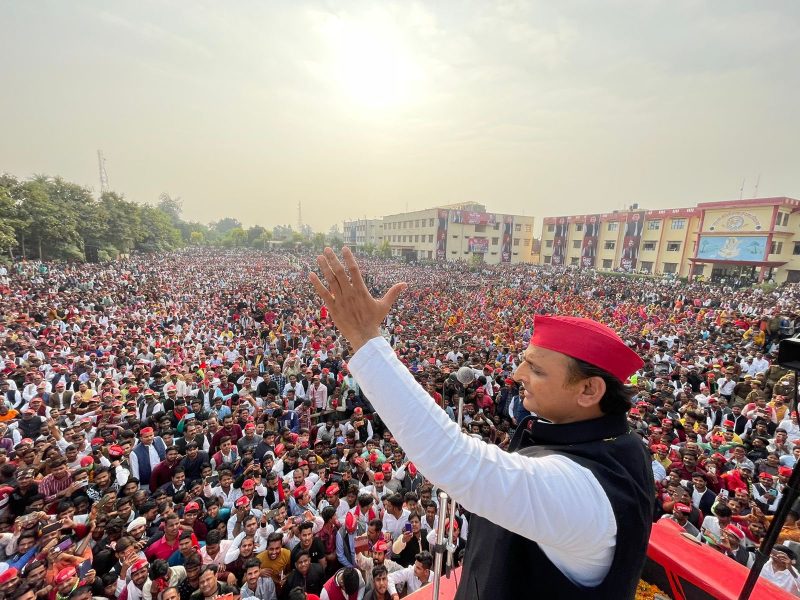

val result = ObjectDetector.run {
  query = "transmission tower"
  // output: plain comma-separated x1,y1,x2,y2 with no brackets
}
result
297,201,303,231
97,150,110,194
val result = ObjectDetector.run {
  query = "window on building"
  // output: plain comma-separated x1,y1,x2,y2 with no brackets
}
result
493,223,499,230
640,261,653,273
525,224,532,232
607,222,618,232
604,241,616,250
647,220,661,231
642,241,656,251
474,225,486,233
671,219,686,230
523,238,530,246
492,237,499,245
515,224,522,232
770,241,784,255
452,235,458,239
545,240,553,248
574,223,583,232
573,240,582,249
570,257,579,265
451,251,457,254
663,262,678,274
414,220,419,228
793,242,800,255
692,264,705,276
666,242,681,252
414,235,419,242
547,224,555,232
513,239,520,246
428,235,433,243
602,259,613,269
544,255,552,264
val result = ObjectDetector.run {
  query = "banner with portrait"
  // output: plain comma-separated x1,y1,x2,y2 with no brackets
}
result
467,237,489,253
620,211,645,271
501,215,513,263
551,218,568,266
580,215,600,268
436,209,449,260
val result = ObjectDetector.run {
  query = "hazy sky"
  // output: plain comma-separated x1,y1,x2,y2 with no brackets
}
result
1,1,798,233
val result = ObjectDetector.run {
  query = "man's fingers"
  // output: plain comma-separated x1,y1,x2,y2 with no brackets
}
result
323,248,350,291
378,282,408,311
342,247,366,291
309,273,335,305
317,255,343,298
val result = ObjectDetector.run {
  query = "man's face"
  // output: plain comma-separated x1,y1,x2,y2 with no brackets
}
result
240,536,254,557
166,449,179,463
52,463,69,479
131,565,149,587
165,518,180,537
198,569,217,596
692,476,706,491
141,431,154,445
300,527,313,547
513,345,582,422
179,537,194,554
245,565,261,588
267,540,282,560
413,560,430,583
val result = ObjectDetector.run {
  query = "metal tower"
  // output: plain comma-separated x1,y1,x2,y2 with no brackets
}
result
297,201,303,231
97,150,110,194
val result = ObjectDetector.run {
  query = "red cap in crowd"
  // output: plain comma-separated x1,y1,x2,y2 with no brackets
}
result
140,427,154,435
0,567,18,584
345,512,357,533
185,501,201,513
55,567,77,585
674,503,691,514
293,486,307,499
242,479,256,490
529,315,643,382
234,495,250,508
373,540,389,552
373,472,385,482
326,483,340,496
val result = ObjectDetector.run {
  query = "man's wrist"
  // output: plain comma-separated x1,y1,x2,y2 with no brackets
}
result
347,330,381,354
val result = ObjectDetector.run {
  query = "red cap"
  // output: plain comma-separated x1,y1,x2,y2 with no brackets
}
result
293,485,307,499
234,495,251,508
185,501,200,512
354,457,365,466
80,456,94,467
0,567,18,584
244,423,255,431
629,408,640,416
55,566,77,585
345,511,357,533
132,558,149,572
759,472,773,481
353,407,363,415
373,472,385,482
779,467,793,478
91,437,105,447
140,427,154,435
128,386,139,394
674,503,691,514
725,524,745,541
661,419,672,426
108,445,124,458
530,315,643,382
408,463,417,477
711,453,728,462
382,463,392,474
373,539,389,552
242,479,256,490
326,483,340,496
275,444,285,455
723,420,735,429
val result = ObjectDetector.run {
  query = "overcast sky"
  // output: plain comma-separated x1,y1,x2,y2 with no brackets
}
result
1,1,798,233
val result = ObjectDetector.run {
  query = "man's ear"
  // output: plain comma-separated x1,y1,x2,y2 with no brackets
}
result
575,376,606,409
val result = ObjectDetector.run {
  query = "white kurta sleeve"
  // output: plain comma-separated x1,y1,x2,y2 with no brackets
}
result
349,336,616,586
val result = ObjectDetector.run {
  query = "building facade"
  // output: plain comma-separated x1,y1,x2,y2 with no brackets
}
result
343,218,382,248
344,203,536,264
539,197,800,283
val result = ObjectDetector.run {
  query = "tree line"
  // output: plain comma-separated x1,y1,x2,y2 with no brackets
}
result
0,172,361,262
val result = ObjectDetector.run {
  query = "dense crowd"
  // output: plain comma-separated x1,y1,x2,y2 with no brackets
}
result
1,248,800,599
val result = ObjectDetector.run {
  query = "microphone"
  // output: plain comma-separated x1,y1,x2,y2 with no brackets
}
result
456,366,475,386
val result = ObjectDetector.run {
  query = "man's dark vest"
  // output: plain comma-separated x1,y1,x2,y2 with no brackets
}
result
454,413,654,600
132,438,166,484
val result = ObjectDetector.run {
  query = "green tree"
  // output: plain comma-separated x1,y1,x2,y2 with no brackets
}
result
378,239,392,258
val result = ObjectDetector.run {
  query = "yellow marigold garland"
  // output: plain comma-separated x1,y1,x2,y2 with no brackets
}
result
635,579,671,600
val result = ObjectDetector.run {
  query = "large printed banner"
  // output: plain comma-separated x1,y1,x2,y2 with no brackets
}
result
436,209,449,260
581,215,600,268
450,210,497,225
620,211,645,271
551,218,568,265
467,237,489,253
501,216,513,262
697,235,768,261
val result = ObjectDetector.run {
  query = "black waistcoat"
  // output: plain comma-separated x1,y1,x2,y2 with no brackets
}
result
454,413,654,600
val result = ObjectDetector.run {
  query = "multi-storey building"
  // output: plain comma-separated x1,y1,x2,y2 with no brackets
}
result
540,197,800,283
344,203,536,264
343,218,382,248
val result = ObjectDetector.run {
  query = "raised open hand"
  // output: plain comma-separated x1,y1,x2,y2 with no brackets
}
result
309,247,407,352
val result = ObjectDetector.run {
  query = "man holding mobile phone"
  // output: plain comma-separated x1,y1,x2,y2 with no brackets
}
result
761,545,800,594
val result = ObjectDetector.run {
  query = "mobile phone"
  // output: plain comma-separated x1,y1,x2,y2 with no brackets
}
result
404,523,412,533
41,522,62,535
78,559,92,578
263,508,278,522
185,413,195,420
56,539,73,552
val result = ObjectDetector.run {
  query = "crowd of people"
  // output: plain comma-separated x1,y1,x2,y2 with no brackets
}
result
1,248,800,599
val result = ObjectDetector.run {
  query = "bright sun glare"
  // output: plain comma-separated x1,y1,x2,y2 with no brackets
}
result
328,18,421,110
